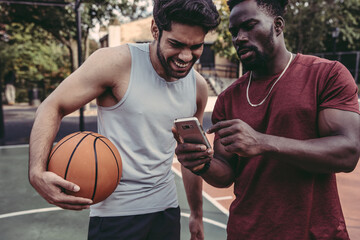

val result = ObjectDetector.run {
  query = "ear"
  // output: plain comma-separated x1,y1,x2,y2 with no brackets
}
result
274,16,285,36
151,19,159,40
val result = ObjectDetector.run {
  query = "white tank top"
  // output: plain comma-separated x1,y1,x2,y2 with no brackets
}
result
90,43,197,216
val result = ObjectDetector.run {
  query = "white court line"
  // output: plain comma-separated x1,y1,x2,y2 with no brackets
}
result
0,207,62,219
171,165,229,216
0,207,226,229
0,145,228,228
213,196,233,201
0,144,29,150
0,208,226,230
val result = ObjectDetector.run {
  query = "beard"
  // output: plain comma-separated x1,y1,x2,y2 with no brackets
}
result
241,46,268,71
239,26,275,71
156,39,195,79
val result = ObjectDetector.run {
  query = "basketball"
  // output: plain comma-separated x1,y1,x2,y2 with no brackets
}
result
47,131,122,204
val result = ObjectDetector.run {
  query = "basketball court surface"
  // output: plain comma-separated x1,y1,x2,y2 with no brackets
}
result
1,143,360,239
0,144,231,240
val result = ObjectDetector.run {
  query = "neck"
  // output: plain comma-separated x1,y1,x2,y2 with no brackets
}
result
252,48,291,79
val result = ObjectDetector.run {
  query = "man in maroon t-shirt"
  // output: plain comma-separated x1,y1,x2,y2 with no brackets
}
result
174,0,360,239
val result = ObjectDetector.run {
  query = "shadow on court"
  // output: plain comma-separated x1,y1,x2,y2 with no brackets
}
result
0,145,228,240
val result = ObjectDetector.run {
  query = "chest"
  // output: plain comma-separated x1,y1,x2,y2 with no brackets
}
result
122,72,197,130
227,73,320,138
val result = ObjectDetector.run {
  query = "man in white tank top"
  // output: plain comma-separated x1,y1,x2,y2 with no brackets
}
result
28,0,220,239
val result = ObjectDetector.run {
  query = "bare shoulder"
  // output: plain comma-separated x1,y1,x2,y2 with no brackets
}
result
88,45,132,105
194,69,208,116
194,70,208,96
88,44,131,75
194,70,207,84
78,44,131,89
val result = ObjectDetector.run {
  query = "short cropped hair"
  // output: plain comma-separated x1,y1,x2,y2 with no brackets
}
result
153,0,220,34
227,0,289,17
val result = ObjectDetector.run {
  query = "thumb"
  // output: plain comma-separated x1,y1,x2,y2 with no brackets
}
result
55,176,80,193
172,126,184,144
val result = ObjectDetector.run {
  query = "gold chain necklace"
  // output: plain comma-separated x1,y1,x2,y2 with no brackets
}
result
246,52,293,107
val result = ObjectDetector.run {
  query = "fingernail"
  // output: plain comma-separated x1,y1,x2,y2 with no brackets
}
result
73,185,80,192
201,145,207,151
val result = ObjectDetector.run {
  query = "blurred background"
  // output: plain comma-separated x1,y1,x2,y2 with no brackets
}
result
0,0,359,111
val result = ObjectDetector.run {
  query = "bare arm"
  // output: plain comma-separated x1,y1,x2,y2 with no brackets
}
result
208,108,360,174
180,72,208,240
28,45,131,210
176,108,360,189
177,136,237,188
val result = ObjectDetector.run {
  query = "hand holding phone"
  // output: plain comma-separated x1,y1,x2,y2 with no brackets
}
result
174,117,211,149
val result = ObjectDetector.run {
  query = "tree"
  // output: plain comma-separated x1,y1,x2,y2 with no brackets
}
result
285,0,360,53
212,0,360,61
0,0,151,71
0,22,71,101
212,0,238,64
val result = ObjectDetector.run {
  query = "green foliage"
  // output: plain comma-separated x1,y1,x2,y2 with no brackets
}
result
0,0,151,98
0,0,151,69
335,0,360,51
213,0,360,61
0,23,70,88
285,0,360,53
212,0,239,64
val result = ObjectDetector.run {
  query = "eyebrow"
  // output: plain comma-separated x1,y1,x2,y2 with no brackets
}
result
229,18,259,34
168,38,204,48
230,18,258,29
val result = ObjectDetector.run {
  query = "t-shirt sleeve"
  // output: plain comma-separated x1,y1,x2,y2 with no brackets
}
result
318,61,359,114
211,93,226,141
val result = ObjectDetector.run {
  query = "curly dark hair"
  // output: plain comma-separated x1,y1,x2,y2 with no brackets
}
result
153,0,220,34
227,0,289,17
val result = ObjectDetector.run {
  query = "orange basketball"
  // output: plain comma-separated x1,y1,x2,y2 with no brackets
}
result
47,131,122,204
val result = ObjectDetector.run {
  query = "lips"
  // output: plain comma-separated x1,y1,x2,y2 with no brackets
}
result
173,59,190,68
238,48,254,61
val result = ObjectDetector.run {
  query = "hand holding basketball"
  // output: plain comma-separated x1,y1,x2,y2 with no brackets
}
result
47,131,122,205
30,170,93,210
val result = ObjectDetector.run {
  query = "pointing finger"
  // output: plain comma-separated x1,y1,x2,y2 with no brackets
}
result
207,120,234,134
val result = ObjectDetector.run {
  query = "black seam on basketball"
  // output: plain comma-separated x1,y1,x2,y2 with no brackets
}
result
98,138,121,183
47,132,82,170
64,132,92,180
89,132,100,138
91,137,100,201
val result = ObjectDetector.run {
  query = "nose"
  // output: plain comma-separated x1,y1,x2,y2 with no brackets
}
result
233,30,248,44
178,48,193,62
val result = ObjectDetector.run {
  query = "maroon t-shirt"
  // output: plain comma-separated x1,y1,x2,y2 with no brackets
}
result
212,54,359,240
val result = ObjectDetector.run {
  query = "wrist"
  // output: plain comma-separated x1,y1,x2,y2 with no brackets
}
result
261,134,280,154
28,168,45,184
190,207,203,218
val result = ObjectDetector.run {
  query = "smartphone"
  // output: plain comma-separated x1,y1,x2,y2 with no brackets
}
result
174,117,211,149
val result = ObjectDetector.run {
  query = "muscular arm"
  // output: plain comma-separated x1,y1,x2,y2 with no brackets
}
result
266,108,360,173
208,108,360,174
198,140,237,188
28,45,131,210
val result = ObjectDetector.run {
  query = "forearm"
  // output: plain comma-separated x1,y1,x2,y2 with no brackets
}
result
263,134,359,173
182,165,203,217
28,103,63,182
201,156,235,188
